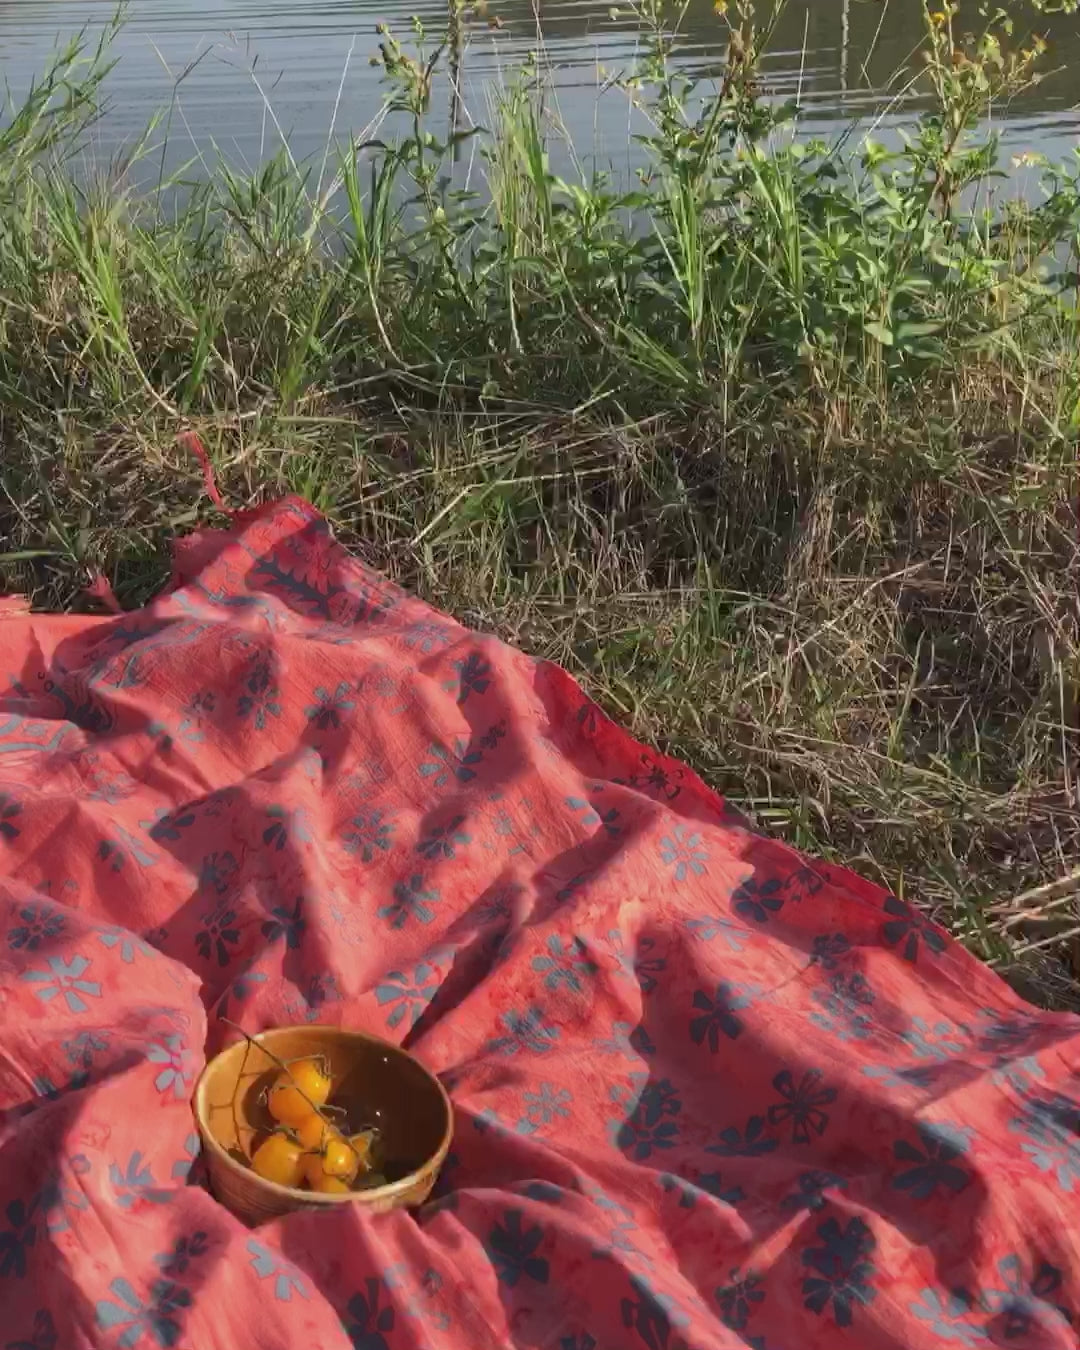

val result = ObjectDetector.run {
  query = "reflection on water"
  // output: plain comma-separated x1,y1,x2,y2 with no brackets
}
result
0,0,1078,171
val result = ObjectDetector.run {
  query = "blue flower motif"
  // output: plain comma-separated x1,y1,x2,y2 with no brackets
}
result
559,1335,597,1350
341,1277,395,1349
261,897,306,948
7,903,64,952
768,1069,838,1145
861,1063,938,1091
284,971,342,1023
154,1231,209,1277
342,809,395,862
609,1076,681,1160
171,1133,202,1181
343,758,391,802
378,874,440,929
518,1082,572,1134
902,1015,970,1062
217,970,268,1021
707,1114,778,1158
990,1054,1046,1096
523,1182,564,1205
981,1253,1072,1341
247,1239,309,1301
86,762,136,804
553,869,594,903
1009,1093,1080,1192
801,1216,877,1328
402,620,453,653
584,1181,633,1219
880,893,945,962
146,1035,196,1100
418,739,482,788
305,681,355,730
479,720,507,751
4,1307,56,1350
471,1107,507,1135
532,934,597,994
147,808,197,843
97,926,155,964
660,1170,743,1210
684,915,749,950
195,905,241,967
810,934,851,969
809,973,875,1042
620,1275,690,1349
177,690,216,742
487,1006,560,1056
35,1155,92,1234
108,1152,173,1209
32,1070,89,1102
605,929,666,993
616,754,683,800
262,805,312,851
973,1009,1044,1059
594,1212,653,1271
20,954,102,1013
375,961,440,1030
565,797,621,838
484,1211,548,1287
236,657,281,729
657,824,708,882
63,1030,109,1068
715,1269,765,1330
416,815,471,860
732,876,785,923
909,1288,987,1344
690,982,759,1051
449,652,492,704
0,1198,37,1279
95,1277,191,1348
198,850,238,894
784,864,826,898
0,791,22,843
781,1170,846,1213
97,820,159,874
892,1123,973,1199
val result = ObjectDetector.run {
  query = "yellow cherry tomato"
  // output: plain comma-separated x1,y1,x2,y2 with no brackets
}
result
310,1173,353,1195
302,1133,361,1187
295,1113,335,1153
251,1132,305,1188
267,1059,331,1126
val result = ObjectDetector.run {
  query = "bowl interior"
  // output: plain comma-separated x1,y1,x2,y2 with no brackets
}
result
197,1027,450,1189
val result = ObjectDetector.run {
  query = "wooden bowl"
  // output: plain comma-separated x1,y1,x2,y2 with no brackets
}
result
193,1025,453,1225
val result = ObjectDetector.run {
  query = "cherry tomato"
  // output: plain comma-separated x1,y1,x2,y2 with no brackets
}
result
295,1113,334,1153
267,1059,331,1126
310,1173,352,1195
302,1133,360,1187
251,1132,305,1189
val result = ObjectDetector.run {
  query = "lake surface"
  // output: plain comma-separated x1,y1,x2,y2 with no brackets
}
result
2,1,1078,176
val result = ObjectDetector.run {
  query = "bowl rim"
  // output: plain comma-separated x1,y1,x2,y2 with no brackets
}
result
193,1024,454,1208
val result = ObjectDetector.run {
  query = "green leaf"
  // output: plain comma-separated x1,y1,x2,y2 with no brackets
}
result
864,321,894,346
896,321,944,340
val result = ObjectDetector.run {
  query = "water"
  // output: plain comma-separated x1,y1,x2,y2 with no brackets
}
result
2,1,1078,176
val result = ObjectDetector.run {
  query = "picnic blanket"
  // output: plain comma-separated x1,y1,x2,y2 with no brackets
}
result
2,496,1079,1350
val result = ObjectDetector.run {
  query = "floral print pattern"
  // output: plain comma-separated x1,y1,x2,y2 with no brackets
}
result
0,496,1077,1350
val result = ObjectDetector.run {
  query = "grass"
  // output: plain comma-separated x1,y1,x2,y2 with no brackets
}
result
0,2,1078,1002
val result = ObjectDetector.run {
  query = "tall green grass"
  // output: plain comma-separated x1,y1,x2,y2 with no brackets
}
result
1,2,1078,998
